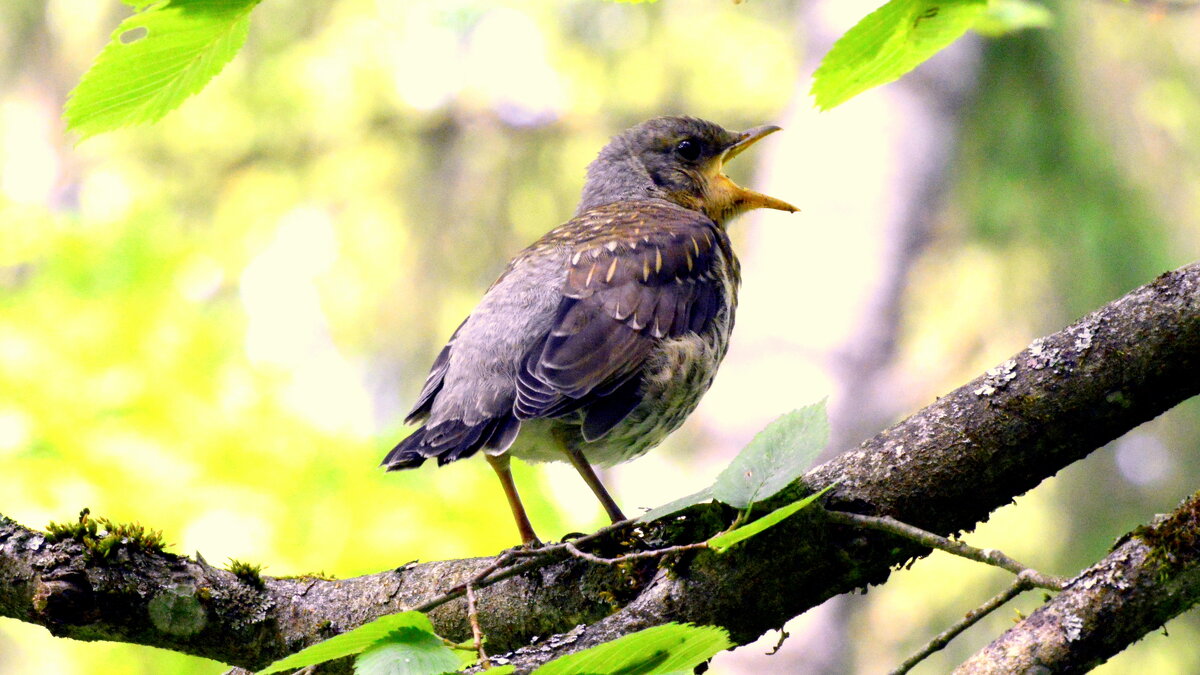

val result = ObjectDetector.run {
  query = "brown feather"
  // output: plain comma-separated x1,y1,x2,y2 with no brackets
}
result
513,200,734,425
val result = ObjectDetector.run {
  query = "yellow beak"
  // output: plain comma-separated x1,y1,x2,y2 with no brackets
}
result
712,125,798,215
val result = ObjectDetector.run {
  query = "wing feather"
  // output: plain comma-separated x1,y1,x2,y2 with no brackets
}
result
514,202,732,437
404,319,467,424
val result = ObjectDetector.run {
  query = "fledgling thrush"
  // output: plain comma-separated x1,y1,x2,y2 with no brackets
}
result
383,116,796,545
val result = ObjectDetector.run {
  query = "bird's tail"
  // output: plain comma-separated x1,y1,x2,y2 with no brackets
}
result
382,414,520,470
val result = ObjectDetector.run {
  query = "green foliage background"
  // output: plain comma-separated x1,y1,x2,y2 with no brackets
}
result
1,0,1199,673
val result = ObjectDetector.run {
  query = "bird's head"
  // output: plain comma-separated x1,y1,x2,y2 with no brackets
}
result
577,116,797,226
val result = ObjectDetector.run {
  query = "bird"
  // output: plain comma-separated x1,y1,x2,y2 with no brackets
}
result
383,116,796,546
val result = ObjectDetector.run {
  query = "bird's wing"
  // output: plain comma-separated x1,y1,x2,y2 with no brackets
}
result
515,203,730,440
389,316,520,469
404,319,466,424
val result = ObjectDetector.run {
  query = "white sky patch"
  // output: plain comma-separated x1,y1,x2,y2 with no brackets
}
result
0,95,59,206
239,207,374,435
464,8,565,125
180,506,274,562
0,409,31,455
381,7,565,122
1114,432,1173,487
385,9,463,111
79,168,135,223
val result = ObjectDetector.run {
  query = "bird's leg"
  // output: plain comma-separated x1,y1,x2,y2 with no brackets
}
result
563,446,627,524
484,453,540,547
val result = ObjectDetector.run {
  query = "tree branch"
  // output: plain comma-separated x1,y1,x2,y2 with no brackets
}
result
956,489,1200,672
2,261,1198,672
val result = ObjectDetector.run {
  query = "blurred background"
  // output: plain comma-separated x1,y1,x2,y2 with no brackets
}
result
2,0,1199,672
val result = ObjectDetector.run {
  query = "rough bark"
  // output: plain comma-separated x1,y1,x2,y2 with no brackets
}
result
1,261,1198,672
957,490,1200,673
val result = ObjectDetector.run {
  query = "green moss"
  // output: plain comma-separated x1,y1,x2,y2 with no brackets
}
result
226,558,266,588
1132,491,1200,576
44,507,165,563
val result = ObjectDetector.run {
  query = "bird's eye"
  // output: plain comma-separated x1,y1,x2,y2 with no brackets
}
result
675,139,702,162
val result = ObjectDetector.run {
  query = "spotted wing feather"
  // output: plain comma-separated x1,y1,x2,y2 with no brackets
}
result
515,202,728,439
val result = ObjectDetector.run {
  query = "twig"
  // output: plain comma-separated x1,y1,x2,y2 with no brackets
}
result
889,573,1036,675
411,550,532,614
562,540,709,565
465,582,489,668
825,511,1067,590
766,628,789,656
412,518,655,614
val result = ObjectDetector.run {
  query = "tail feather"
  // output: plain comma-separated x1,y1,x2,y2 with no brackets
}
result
382,415,520,471
381,427,432,469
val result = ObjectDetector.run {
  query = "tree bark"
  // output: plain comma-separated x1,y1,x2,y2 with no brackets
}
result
957,490,1200,673
2,261,1198,672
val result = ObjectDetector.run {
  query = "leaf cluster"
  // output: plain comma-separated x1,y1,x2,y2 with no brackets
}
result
256,610,729,675
257,611,462,675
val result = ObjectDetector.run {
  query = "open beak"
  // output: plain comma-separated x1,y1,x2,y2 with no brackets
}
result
715,125,798,214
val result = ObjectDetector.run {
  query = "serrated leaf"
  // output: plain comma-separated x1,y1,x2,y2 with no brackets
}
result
354,628,461,675
636,486,714,524
811,0,986,110
971,0,1052,36
532,623,731,675
712,401,829,509
64,0,261,139
708,484,836,553
257,612,438,674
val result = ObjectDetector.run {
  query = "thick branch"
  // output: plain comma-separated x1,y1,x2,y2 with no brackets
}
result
956,490,1200,673
2,262,1198,672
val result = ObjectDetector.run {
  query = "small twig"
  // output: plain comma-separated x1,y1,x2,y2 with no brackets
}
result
562,540,709,565
766,628,789,656
827,511,1066,675
412,551,531,614
825,511,1067,590
412,518,645,614
465,582,489,668
411,516,718,616
889,573,1036,675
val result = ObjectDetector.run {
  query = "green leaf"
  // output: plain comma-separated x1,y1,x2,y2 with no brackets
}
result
636,486,714,524
64,0,261,139
708,484,836,553
811,0,987,110
532,623,732,675
354,628,461,675
711,401,829,509
257,612,439,674
971,0,1053,36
